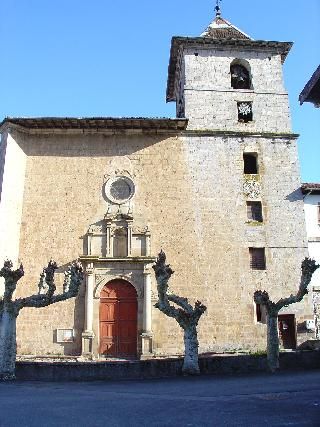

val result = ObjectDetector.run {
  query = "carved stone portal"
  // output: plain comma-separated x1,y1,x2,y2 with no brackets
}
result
80,262,155,360
87,213,151,258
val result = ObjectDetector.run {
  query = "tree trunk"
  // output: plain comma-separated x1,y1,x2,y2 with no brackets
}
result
182,325,200,375
267,314,279,372
0,308,17,380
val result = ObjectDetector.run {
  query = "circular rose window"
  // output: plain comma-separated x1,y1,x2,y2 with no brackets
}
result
104,176,135,204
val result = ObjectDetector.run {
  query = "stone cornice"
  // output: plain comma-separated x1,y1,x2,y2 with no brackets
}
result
0,118,298,140
79,256,157,264
182,130,299,139
0,117,188,135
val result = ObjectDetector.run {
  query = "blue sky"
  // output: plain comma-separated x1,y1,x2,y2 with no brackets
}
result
1,0,319,182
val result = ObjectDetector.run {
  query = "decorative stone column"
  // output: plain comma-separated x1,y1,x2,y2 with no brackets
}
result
145,230,151,256
87,230,93,256
127,221,133,256
82,263,95,358
106,223,112,256
140,268,153,358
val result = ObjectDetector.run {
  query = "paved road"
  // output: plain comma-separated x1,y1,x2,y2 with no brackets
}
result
0,370,320,426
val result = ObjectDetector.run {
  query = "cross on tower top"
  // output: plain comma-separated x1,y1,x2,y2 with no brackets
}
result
215,0,222,18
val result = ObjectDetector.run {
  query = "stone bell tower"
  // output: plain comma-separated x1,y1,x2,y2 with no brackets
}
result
164,4,312,350
167,4,292,134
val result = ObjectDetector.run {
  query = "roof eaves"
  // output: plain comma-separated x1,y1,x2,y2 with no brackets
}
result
301,183,320,194
299,65,320,106
0,117,189,132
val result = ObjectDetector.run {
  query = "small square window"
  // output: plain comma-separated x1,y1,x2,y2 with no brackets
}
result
238,102,253,122
249,248,266,270
247,201,263,222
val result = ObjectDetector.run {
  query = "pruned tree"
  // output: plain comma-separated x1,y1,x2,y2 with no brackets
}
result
153,250,207,375
254,258,319,373
0,259,84,380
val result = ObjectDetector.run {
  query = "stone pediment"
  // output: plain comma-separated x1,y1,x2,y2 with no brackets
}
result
86,213,150,259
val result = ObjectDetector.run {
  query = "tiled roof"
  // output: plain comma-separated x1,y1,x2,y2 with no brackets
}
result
301,183,320,194
201,16,252,40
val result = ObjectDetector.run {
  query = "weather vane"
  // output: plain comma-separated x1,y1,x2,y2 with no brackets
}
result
215,0,222,17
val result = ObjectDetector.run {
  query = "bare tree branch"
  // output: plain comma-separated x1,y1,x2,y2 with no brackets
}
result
0,258,84,380
275,258,318,311
253,290,277,316
153,250,181,319
0,260,24,304
15,261,84,311
253,257,319,372
167,294,194,314
153,250,207,375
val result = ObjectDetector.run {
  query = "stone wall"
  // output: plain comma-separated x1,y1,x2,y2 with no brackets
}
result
9,127,312,357
15,351,320,381
178,47,291,132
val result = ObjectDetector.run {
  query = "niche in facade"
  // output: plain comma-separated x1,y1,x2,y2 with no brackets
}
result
113,227,128,257
230,61,252,90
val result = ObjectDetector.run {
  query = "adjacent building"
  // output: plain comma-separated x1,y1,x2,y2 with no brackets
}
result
300,64,320,338
302,184,320,338
0,7,313,358
299,65,320,107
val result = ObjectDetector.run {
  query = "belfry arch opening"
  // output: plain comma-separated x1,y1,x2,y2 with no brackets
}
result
230,60,252,90
99,279,137,358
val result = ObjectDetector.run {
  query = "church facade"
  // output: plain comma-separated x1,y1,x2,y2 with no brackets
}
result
0,10,313,358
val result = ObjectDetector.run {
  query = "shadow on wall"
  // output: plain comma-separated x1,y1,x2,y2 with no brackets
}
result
80,220,106,257
298,340,320,350
17,133,169,158
285,188,303,202
51,261,85,356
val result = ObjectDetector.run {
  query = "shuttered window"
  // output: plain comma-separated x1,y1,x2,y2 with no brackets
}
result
249,248,266,270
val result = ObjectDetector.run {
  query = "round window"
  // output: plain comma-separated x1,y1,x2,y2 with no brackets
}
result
104,176,135,204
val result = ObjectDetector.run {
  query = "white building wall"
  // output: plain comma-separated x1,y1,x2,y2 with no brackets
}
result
309,242,320,286
304,193,320,338
0,131,27,294
304,194,320,239
304,193,320,286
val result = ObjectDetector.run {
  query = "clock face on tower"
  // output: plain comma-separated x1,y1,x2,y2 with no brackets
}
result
104,176,135,204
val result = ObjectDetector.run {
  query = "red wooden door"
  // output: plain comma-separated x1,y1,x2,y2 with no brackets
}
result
100,280,137,357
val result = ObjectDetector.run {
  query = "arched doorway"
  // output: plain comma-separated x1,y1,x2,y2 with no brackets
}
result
99,279,137,358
